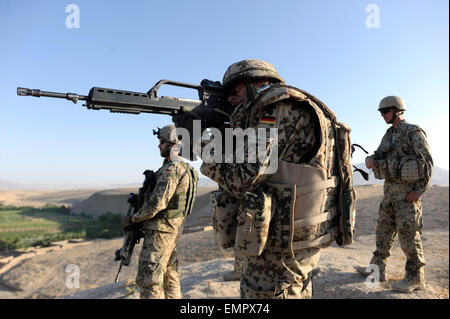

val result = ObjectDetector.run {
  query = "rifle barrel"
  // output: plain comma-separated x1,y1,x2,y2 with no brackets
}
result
115,260,123,283
17,87,88,103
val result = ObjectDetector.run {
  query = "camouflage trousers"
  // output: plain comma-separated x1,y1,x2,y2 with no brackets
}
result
234,253,243,273
373,183,426,277
240,247,321,299
136,230,182,299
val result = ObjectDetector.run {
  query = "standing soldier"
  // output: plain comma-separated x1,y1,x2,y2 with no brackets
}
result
355,96,433,293
201,59,350,298
121,124,198,299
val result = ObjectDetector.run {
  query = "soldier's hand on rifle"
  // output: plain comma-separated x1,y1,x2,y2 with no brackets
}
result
121,215,133,230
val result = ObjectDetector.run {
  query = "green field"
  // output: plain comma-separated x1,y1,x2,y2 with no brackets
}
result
0,204,123,252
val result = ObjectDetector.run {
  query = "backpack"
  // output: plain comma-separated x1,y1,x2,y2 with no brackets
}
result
295,88,356,246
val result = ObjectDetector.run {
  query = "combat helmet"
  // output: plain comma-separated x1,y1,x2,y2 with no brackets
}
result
222,59,285,91
378,96,406,111
153,124,181,144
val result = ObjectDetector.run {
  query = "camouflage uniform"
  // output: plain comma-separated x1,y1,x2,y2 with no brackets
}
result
133,158,195,299
370,119,433,284
202,89,325,298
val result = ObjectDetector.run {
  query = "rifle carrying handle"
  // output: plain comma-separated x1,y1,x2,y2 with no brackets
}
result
147,80,202,99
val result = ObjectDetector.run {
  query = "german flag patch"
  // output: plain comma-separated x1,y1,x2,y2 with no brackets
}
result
259,116,276,125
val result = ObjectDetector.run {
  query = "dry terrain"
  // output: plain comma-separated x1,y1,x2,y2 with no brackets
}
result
0,189,101,208
0,185,448,299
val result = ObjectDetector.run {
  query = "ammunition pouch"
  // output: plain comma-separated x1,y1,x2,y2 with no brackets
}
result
210,190,239,249
400,157,424,183
235,191,273,257
376,157,424,184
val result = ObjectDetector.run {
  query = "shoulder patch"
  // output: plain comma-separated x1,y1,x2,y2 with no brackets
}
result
163,161,178,173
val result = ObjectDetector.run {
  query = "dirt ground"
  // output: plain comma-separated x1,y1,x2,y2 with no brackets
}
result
0,185,448,299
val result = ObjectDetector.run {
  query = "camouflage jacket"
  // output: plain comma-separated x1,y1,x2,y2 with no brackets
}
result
133,158,192,232
372,120,433,194
200,84,319,199
202,84,346,257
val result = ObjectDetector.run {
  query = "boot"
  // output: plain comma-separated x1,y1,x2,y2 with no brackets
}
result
392,267,426,293
222,270,241,281
355,257,387,282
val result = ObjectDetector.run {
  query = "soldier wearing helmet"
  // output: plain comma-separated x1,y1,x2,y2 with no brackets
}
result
377,95,407,124
356,96,433,293
121,124,198,298
201,59,343,298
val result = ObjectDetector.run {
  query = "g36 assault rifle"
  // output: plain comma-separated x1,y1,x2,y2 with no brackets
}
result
17,79,230,160
114,169,156,283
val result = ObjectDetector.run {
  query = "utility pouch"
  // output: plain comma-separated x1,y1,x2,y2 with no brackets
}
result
235,191,273,257
210,190,239,249
373,159,389,180
387,157,400,180
400,158,423,182
336,188,356,246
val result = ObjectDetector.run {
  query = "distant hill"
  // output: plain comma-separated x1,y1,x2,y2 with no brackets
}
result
353,163,449,186
70,186,217,224
0,176,217,190
71,188,138,217
430,166,450,186
2,165,445,191
0,179,22,190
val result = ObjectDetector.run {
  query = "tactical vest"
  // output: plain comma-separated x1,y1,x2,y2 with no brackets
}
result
260,86,355,252
162,161,198,219
211,85,355,257
373,122,427,184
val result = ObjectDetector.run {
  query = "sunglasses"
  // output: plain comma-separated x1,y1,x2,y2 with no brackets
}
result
379,108,392,115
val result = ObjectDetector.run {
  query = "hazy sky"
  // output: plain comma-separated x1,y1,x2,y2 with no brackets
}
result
0,0,448,188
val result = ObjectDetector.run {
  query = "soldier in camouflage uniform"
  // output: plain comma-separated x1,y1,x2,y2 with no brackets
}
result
121,124,198,299
201,60,342,298
355,96,433,293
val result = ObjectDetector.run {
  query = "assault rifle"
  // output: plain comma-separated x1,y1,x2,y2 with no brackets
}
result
114,169,156,283
17,79,230,160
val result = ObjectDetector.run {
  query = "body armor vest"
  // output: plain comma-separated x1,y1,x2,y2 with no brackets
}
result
211,85,355,257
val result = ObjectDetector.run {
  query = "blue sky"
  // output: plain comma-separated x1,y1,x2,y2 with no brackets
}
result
0,0,448,188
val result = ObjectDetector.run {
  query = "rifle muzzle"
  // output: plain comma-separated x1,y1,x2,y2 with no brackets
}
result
17,87,88,103
17,87,38,96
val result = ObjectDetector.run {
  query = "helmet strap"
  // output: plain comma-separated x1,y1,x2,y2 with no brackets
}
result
244,80,256,101
388,108,398,124
244,80,272,101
